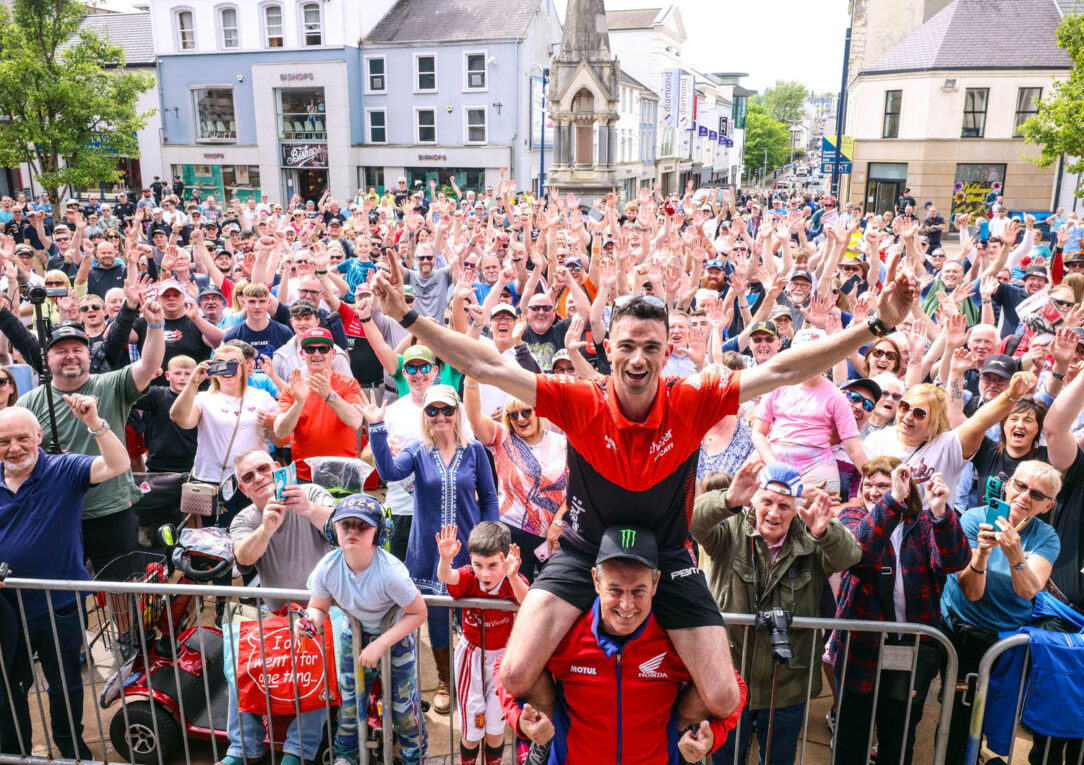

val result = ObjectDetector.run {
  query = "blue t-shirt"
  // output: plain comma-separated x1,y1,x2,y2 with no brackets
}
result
307,547,419,633
942,507,1060,633
337,259,378,300
223,319,295,359
0,450,94,621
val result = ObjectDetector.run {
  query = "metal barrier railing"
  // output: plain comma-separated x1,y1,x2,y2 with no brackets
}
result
2,576,1031,765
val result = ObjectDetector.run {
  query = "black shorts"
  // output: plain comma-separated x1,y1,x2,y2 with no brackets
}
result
81,507,139,580
533,545,724,630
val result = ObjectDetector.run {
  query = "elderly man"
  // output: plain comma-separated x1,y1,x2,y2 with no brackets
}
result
197,285,228,328
222,447,336,765
498,526,747,765
692,460,860,765
0,397,132,759
272,300,351,381
273,328,363,482
18,304,164,579
522,275,590,371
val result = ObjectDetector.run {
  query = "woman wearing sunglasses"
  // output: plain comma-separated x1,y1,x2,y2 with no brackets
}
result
0,366,18,409
861,373,1035,513
857,337,903,379
359,383,497,716
462,377,567,581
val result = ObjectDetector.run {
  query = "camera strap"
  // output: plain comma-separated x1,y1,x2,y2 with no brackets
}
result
749,537,796,614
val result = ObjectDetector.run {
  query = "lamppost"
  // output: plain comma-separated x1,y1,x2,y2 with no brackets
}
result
539,67,549,198
832,1,857,198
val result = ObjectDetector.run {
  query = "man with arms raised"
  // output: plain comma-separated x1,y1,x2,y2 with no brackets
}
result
369,251,917,729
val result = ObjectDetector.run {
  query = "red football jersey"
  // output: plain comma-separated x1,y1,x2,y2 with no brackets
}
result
447,566,526,649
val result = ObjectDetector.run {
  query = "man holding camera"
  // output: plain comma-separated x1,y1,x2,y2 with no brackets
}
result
691,459,860,765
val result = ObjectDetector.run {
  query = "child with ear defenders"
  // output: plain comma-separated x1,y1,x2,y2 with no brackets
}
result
298,494,428,765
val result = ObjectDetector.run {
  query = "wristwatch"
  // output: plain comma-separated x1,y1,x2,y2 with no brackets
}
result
866,312,891,338
1011,560,1027,571
325,391,338,403
552,519,565,528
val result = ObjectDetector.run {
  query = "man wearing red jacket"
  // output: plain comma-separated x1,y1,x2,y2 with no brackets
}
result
495,525,747,764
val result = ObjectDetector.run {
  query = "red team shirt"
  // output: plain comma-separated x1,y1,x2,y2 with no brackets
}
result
446,566,528,649
533,372,741,555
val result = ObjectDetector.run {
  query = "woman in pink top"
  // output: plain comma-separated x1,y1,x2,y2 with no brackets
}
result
752,330,868,498
463,377,568,581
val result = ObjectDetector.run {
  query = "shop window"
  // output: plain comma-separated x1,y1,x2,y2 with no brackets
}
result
278,88,326,140
301,3,322,46
219,7,239,49
415,108,436,143
264,5,284,47
194,88,237,142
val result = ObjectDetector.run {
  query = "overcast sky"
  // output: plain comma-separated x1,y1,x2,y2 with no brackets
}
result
553,0,851,94
100,0,850,94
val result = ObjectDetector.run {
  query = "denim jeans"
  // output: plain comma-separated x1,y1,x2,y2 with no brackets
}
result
426,605,451,651
0,595,89,759
224,681,327,761
712,702,806,765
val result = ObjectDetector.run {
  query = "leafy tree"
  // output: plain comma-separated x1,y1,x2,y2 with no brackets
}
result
759,80,809,126
0,0,155,203
743,103,790,182
1023,13,1084,195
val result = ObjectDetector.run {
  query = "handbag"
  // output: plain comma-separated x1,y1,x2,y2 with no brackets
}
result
180,399,244,517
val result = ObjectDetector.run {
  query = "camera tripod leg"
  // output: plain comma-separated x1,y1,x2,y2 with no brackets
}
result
764,662,780,764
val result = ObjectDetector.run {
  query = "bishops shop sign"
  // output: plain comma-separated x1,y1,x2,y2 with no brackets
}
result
281,143,328,169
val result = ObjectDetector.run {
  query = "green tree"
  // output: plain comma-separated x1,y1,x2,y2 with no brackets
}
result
0,0,155,203
743,103,790,182
1023,13,1084,195
760,80,809,125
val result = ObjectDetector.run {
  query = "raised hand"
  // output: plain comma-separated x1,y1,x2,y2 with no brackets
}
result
142,298,164,325
942,311,967,349
357,388,387,424
926,473,949,519
504,543,522,579
797,487,834,538
890,464,912,501
1008,370,1038,400
950,346,974,377
435,524,461,561
800,292,833,330
63,393,103,426
1052,326,1079,367
289,367,311,404
725,458,765,509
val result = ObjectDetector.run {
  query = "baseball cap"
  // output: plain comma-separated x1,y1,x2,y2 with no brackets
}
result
65,199,80,208
564,256,584,268
551,349,571,366
332,494,384,527
705,259,725,271
403,285,416,297
1024,265,1049,281
981,354,1017,380
198,285,225,300
422,384,459,408
328,217,343,226
152,207,164,214
299,327,333,347
403,345,436,366
841,377,882,402
290,299,319,316
47,323,89,350
792,327,827,346
769,304,792,321
158,279,186,295
595,525,658,569
491,303,517,319
789,269,813,283
749,320,778,337
14,244,34,256
757,462,804,498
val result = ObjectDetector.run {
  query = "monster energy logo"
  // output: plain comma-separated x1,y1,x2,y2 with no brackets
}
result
621,529,636,548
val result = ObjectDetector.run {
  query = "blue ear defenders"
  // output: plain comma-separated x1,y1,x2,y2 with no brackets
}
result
324,494,393,549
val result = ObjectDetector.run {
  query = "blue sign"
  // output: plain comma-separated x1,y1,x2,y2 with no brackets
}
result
708,130,718,141
698,125,708,137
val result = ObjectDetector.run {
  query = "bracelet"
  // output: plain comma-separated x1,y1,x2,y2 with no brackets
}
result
969,564,986,574
360,316,372,323
147,321,165,329
464,383,479,389
866,313,891,338
981,298,992,305
88,421,111,438
1052,371,1066,381
398,308,420,329
316,269,328,275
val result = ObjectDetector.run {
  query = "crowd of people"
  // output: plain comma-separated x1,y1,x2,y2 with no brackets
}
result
0,176,1082,765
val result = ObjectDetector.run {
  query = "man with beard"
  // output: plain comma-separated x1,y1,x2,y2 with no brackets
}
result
78,239,127,301
921,259,978,324
775,269,815,330
404,242,454,321
0,396,132,760
522,272,590,371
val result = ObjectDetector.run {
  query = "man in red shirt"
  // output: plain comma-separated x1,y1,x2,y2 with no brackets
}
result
273,328,364,481
370,255,917,730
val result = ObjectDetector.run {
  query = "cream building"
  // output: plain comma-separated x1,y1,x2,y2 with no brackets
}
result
844,0,1073,219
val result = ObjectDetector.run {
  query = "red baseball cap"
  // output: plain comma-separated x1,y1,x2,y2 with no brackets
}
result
299,328,333,347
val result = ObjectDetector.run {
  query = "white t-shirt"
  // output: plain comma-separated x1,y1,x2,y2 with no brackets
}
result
861,428,966,510
478,337,519,416
383,395,424,516
192,387,277,482
307,547,418,633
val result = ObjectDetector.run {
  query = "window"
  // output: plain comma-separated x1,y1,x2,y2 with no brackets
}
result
360,166,385,194
194,88,237,142
218,7,239,49
415,108,436,143
366,57,386,93
882,89,901,138
1014,87,1042,136
277,88,326,140
465,53,486,90
416,55,436,92
465,107,486,143
301,2,322,46
367,109,386,143
176,10,195,50
264,5,283,47
962,87,989,138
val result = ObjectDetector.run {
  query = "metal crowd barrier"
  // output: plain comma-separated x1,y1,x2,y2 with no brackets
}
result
24,576,1084,765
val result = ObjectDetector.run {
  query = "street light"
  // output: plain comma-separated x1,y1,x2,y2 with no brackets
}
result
539,67,549,198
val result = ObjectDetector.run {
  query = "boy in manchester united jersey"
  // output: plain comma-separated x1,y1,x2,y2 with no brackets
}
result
437,522,529,765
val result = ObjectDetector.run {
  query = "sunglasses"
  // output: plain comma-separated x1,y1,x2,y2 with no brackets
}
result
528,305,554,313
567,264,583,272
416,255,435,262
1009,477,1052,504
614,293,669,311
0,377,10,387
845,390,875,412
897,400,929,421
302,345,332,355
424,405,457,418
869,348,899,361
1052,298,1075,310
79,303,104,312
239,462,274,484
44,280,66,287
404,362,433,375
507,408,534,421
405,296,416,305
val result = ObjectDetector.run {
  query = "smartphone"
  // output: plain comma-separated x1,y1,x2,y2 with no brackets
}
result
839,273,863,296
207,359,239,377
273,464,295,501
986,499,1010,527
534,539,552,563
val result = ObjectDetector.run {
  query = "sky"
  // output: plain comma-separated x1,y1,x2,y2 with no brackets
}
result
554,0,851,94
98,0,851,95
